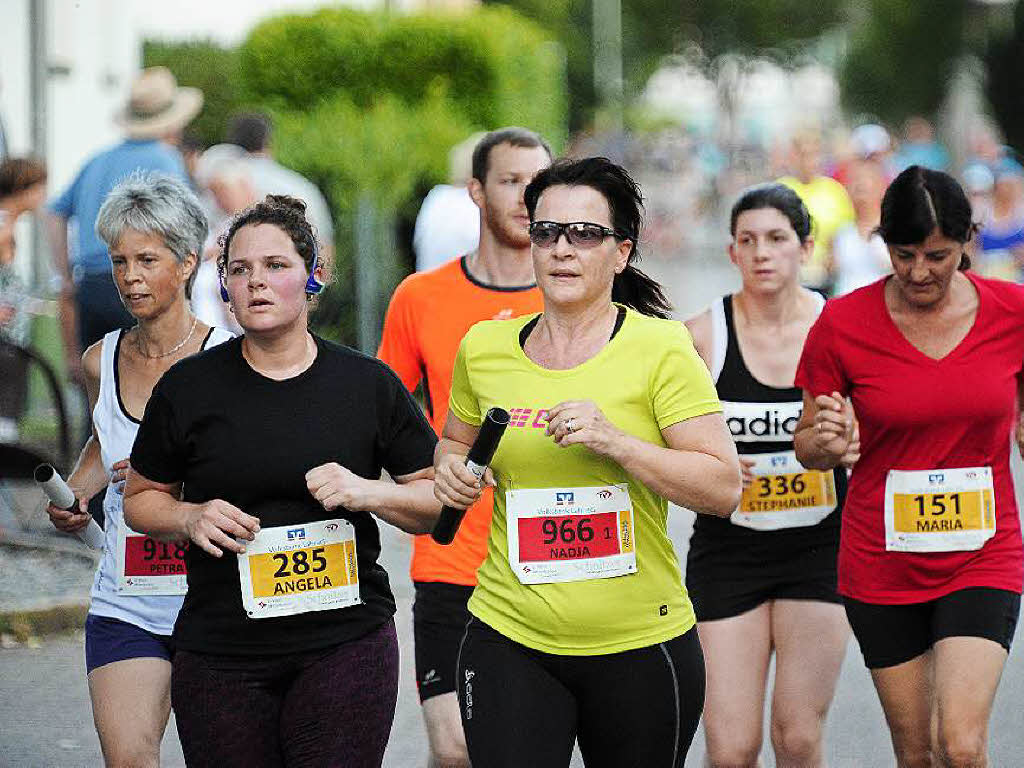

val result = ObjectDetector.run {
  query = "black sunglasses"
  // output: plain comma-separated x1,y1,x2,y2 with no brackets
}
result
529,220,627,249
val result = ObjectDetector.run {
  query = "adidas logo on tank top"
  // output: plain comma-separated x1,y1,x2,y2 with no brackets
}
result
721,400,803,442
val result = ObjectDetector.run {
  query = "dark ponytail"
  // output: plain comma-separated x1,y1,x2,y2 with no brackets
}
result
612,265,671,318
524,157,673,319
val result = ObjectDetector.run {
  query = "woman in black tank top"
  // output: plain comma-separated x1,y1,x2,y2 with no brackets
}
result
684,183,858,768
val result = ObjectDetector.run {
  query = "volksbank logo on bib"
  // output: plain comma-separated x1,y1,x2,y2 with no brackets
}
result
556,492,574,505
722,400,803,442
287,528,306,541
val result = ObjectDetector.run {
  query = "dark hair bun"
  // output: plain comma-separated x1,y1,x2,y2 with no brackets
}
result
265,194,307,215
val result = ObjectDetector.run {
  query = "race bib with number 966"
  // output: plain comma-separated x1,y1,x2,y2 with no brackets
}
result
507,484,637,585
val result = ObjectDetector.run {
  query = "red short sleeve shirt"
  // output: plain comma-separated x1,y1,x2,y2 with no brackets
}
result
795,273,1024,603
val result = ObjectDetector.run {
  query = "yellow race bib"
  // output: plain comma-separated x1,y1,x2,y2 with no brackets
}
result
237,519,361,619
884,467,996,552
732,451,836,530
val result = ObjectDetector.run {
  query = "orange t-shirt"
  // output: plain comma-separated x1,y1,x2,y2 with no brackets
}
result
378,255,543,585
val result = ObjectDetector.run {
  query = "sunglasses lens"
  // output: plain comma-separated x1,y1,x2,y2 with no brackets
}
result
568,224,606,248
530,223,560,247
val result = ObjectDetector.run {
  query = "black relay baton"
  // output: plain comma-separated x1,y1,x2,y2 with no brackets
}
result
431,407,510,545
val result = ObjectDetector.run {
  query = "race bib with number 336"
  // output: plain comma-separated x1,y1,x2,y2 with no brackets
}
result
732,451,836,530
237,518,361,619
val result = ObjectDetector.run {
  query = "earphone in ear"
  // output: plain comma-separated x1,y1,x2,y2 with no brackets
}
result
303,239,324,296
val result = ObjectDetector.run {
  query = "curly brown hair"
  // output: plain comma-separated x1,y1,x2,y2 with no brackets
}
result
218,194,320,276
0,157,47,199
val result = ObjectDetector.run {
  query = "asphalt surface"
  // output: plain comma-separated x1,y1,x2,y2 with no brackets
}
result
2,495,1023,767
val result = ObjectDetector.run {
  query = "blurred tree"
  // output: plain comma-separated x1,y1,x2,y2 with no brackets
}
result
142,40,245,147
984,1,1024,152
838,0,969,125
237,6,566,346
486,0,845,131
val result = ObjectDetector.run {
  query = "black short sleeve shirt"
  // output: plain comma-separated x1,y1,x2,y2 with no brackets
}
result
131,335,437,655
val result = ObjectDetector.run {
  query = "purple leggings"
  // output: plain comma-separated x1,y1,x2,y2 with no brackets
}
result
171,619,399,768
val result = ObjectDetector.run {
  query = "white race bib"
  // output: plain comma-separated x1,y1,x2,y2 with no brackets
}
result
506,485,637,585
731,451,837,530
884,467,996,553
237,519,361,619
117,525,188,595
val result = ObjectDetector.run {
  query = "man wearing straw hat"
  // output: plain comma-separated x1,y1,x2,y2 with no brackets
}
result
47,67,203,385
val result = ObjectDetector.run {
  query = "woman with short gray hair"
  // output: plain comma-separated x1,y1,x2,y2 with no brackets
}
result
47,170,233,767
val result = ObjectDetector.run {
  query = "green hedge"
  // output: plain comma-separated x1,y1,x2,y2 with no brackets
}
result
238,6,566,149
146,7,566,345
143,40,246,148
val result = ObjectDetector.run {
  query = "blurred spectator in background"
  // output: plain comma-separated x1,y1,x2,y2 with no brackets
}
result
190,144,255,334
833,159,890,296
779,129,855,293
180,131,206,190
968,121,1005,170
225,111,334,269
893,116,950,172
976,159,1024,283
963,162,995,228
0,156,47,442
46,66,201,382
413,132,483,273
833,123,894,187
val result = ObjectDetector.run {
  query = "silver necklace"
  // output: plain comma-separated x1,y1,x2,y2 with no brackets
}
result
135,315,198,359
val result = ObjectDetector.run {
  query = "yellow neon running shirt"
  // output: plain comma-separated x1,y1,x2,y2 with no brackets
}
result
449,307,723,654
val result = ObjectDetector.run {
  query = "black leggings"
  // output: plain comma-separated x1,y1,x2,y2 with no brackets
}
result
456,618,705,768
171,619,399,768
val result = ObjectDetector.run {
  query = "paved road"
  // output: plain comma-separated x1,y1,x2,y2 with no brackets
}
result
2,259,1022,766
3,496,1023,767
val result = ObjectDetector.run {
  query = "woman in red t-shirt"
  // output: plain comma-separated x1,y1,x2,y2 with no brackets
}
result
795,165,1023,768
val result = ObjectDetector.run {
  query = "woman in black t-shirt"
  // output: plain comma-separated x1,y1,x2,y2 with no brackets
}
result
123,195,440,768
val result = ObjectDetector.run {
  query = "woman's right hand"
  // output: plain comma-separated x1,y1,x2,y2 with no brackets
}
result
811,391,855,463
433,453,493,511
46,497,92,534
183,500,261,558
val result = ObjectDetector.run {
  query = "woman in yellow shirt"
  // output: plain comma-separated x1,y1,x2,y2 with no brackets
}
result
434,157,741,767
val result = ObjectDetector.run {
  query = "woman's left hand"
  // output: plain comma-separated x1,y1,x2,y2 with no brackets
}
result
110,458,130,495
545,400,625,458
306,463,375,512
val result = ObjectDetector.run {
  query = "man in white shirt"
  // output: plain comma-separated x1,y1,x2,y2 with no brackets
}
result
225,112,335,268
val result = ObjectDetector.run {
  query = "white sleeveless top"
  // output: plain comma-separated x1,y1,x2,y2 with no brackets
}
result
89,326,234,635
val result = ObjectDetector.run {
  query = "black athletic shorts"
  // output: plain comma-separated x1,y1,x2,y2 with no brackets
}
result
844,587,1021,669
413,580,474,702
686,535,840,622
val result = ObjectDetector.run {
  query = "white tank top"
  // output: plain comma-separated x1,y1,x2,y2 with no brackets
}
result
89,326,234,635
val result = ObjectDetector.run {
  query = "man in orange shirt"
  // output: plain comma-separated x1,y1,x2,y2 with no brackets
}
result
379,127,551,767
